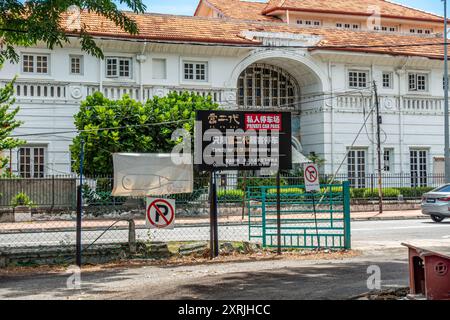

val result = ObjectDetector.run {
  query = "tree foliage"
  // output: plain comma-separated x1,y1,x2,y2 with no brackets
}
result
0,79,25,170
71,92,219,175
0,0,146,64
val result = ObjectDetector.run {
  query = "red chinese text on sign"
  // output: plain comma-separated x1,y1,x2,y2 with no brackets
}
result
244,113,282,131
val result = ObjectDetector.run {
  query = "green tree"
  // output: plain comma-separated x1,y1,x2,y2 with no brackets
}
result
70,92,218,175
0,0,146,64
0,79,25,171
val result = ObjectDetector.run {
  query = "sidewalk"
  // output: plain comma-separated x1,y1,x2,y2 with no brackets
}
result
351,209,426,221
0,209,427,233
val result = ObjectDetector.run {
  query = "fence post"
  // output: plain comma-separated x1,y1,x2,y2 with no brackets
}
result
76,185,82,267
128,219,136,254
343,181,351,249
51,175,55,212
262,187,267,248
370,174,374,200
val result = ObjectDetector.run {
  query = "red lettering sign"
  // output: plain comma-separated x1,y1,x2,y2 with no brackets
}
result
244,113,282,131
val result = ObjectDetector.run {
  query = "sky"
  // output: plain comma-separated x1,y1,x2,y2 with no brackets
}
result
119,0,446,17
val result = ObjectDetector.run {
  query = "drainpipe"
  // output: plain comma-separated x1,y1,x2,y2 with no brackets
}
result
137,42,148,102
328,61,334,174
396,69,404,174
99,48,104,94
371,63,376,174
395,57,409,174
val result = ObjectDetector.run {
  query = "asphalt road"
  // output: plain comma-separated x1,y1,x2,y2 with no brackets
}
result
1,218,450,250
1,219,450,300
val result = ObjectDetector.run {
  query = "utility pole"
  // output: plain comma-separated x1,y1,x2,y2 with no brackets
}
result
373,81,383,214
76,139,84,267
444,0,450,183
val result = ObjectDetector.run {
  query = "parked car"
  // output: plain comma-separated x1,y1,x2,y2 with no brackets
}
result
421,184,450,222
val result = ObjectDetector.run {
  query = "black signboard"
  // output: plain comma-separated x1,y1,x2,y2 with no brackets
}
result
194,110,292,171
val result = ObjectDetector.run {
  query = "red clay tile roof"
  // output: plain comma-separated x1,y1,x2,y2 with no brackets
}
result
63,11,446,60
263,0,444,23
195,0,279,21
64,11,258,45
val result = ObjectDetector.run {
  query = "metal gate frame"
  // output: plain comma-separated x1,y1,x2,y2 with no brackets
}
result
247,182,351,249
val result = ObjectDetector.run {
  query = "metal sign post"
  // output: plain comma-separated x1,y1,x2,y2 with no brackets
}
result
208,171,219,258
311,191,321,249
76,139,84,267
276,170,281,255
304,163,321,249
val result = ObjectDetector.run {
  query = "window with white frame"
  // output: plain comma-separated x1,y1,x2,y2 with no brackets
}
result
70,55,83,75
18,146,46,178
336,22,359,30
105,57,132,78
297,20,321,26
382,72,393,89
348,70,369,88
183,61,208,82
410,149,428,187
383,149,394,172
408,73,428,92
348,149,366,188
22,54,49,74
374,25,398,32
410,28,432,34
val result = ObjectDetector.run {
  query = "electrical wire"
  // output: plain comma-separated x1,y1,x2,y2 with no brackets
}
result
10,118,192,138
9,87,375,138
10,86,373,111
314,101,378,207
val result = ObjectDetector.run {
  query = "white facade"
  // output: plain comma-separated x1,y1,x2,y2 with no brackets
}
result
0,4,449,185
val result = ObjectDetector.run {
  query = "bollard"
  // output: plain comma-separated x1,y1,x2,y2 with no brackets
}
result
128,219,136,254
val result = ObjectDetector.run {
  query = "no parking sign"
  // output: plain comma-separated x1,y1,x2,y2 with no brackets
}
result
146,198,176,229
303,163,320,192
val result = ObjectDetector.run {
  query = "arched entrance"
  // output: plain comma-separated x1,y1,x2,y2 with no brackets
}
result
237,63,300,109
234,57,326,165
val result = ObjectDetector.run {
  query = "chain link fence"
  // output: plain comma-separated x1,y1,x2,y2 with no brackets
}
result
0,172,442,263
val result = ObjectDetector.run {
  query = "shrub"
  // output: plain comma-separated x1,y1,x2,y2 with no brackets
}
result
169,188,206,203
238,176,288,190
217,189,245,202
266,187,305,195
363,188,401,198
11,192,34,208
82,184,126,206
321,186,343,193
350,188,367,199
397,187,434,198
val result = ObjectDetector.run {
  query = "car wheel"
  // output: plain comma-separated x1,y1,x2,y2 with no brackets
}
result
431,215,445,223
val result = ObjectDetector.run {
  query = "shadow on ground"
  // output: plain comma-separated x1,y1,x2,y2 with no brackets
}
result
0,268,138,299
124,259,409,300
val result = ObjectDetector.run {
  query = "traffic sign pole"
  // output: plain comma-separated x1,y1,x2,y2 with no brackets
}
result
276,170,281,255
213,171,219,257
209,171,219,259
311,192,321,249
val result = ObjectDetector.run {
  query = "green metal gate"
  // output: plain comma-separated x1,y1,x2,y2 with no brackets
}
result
247,182,351,249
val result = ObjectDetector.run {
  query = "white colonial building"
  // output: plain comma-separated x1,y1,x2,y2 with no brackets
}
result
0,0,449,187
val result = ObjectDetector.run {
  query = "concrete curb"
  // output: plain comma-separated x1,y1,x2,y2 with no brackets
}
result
351,216,429,221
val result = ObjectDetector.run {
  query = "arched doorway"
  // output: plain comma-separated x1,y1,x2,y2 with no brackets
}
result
237,63,300,109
